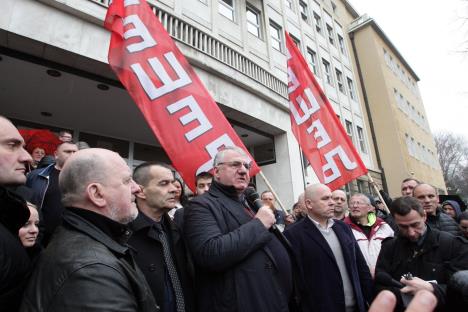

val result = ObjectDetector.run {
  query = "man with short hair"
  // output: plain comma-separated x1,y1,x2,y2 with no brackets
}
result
58,130,73,143
27,141,78,245
401,178,419,197
184,146,295,312
129,162,195,312
344,193,393,276
332,189,348,220
284,184,373,312
412,183,461,236
375,196,468,311
293,193,306,221
459,211,468,239
20,148,158,311
195,171,212,196
261,190,287,232
0,116,33,311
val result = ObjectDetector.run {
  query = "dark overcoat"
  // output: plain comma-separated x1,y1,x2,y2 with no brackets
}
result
284,217,373,312
184,181,291,312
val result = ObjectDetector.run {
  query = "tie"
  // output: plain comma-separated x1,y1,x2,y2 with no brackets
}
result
158,227,186,312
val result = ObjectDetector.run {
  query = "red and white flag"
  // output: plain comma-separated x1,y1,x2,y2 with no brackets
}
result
285,32,367,190
104,0,259,189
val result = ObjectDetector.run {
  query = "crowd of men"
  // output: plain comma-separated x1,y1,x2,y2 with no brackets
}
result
1,115,467,312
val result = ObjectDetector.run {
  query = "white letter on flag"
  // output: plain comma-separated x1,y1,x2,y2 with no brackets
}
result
167,95,213,142
123,15,156,53
322,146,358,183
131,52,192,100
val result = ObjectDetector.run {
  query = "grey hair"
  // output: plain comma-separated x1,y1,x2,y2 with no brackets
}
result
213,146,248,167
350,193,371,205
59,151,109,206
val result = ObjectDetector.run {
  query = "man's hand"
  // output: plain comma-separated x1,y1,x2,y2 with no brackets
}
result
400,276,434,295
369,290,437,312
255,206,276,229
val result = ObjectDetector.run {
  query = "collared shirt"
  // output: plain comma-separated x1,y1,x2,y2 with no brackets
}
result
308,215,335,233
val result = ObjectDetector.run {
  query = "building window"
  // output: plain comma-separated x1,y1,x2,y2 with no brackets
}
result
347,77,355,99
290,34,301,48
246,6,261,38
356,126,366,153
306,48,319,75
322,59,332,84
299,1,308,20
335,69,345,93
337,34,346,54
345,120,353,143
269,21,282,51
219,0,235,21
326,24,334,46
313,12,322,35
285,0,293,9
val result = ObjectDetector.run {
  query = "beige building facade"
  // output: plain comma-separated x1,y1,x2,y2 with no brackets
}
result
348,15,446,197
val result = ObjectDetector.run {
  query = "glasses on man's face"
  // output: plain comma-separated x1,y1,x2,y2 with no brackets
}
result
217,161,252,170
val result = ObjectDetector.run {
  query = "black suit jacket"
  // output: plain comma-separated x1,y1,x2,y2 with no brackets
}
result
129,212,195,312
284,217,373,312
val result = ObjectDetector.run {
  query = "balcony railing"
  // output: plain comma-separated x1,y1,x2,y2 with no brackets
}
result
88,0,288,98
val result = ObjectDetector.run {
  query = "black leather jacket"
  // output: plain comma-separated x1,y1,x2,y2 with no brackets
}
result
20,209,159,312
427,209,462,237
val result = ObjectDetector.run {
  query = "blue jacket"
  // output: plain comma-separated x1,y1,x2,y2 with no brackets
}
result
284,217,373,312
26,164,55,210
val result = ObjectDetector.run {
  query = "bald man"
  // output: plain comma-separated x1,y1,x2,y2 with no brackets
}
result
284,184,373,312
20,148,158,311
332,189,348,220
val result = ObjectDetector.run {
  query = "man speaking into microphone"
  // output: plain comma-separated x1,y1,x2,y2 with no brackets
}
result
184,146,294,312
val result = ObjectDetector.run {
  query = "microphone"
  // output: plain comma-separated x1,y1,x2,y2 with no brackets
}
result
375,272,404,288
244,187,264,213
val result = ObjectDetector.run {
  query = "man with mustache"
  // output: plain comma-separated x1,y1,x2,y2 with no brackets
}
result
129,162,195,312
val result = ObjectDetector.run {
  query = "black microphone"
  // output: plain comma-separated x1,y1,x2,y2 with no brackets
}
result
375,272,404,289
244,187,264,213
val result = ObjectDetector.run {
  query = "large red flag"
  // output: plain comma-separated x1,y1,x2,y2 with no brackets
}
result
104,0,260,189
285,32,367,190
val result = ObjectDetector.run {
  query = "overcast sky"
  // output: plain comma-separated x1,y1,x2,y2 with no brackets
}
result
351,0,468,139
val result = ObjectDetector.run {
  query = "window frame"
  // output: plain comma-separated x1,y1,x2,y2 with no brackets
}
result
269,20,283,52
219,0,235,21
246,5,262,38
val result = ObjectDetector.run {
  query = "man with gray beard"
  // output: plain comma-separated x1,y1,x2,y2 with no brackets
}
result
21,148,159,312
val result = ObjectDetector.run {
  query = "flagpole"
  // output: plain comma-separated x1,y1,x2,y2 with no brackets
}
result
258,171,289,213
367,173,390,214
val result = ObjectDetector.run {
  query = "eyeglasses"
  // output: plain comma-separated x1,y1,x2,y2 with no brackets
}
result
217,161,252,170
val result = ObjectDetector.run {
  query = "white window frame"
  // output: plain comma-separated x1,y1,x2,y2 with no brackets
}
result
322,59,332,85
313,12,322,35
345,120,354,143
219,0,235,21
299,1,308,21
356,126,366,153
306,48,319,76
335,69,345,93
326,24,334,46
337,34,346,54
246,5,261,38
269,21,282,52
347,77,355,100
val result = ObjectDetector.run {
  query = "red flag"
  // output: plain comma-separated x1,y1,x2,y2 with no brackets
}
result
104,0,259,190
285,32,367,190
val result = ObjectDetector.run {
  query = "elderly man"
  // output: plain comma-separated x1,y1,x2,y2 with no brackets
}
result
0,116,33,311
130,162,195,312
20,148,158,311
332,189,348,220
284,184,373,312
375,196,468,311
412,183,461,236
344,193,394,276
184,146,294,312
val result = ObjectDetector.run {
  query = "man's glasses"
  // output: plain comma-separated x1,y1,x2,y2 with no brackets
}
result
217,161,252,170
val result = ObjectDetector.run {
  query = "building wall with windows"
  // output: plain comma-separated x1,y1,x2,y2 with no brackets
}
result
348,15,446,197
0,0,383,207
